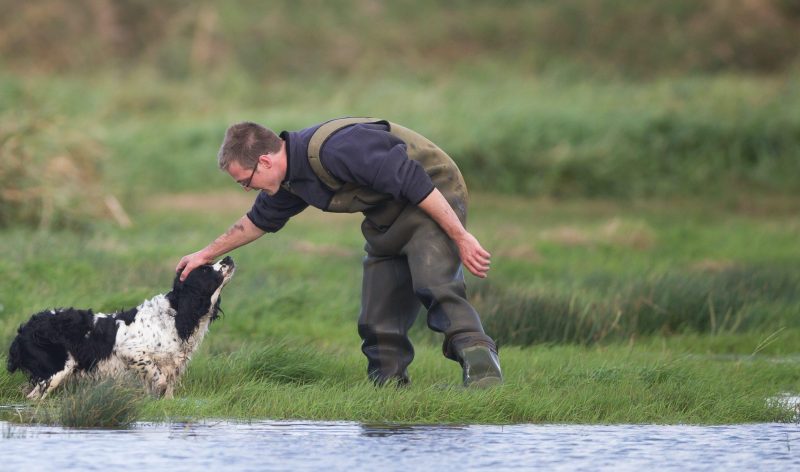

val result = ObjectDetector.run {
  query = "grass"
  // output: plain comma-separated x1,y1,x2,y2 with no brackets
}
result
0,192,798,425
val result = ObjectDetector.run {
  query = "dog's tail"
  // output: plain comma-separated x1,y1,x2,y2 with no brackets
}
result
7,336,22,374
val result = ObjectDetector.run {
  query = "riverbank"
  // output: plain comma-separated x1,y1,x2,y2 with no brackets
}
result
1,193,798,424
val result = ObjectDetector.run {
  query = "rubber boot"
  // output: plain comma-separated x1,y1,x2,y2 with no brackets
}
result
459,346,503,388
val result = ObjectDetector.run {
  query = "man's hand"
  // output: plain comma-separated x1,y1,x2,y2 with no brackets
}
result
455,232,492,278
417,189,492,279
176,250,215,281
175,215,266,282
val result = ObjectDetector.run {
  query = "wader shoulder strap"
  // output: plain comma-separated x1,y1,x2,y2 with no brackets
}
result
307,117,387,191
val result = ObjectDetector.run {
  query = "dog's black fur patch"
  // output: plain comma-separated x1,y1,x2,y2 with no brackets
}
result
6,308,118,382
115,307,139,326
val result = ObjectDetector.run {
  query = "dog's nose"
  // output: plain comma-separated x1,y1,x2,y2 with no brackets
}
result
221,256,234,267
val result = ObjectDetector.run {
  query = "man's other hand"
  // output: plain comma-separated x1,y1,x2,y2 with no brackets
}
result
455,232,491,278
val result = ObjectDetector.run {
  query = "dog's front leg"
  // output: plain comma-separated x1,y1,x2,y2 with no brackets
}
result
137,361,170,398
32,356,77,400
26,380,49,400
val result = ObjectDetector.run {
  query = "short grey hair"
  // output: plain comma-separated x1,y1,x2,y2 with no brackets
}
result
217,122,282,170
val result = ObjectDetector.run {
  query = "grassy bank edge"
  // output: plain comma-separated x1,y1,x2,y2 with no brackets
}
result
1,342,797,426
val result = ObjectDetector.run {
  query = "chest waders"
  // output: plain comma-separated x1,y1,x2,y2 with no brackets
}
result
306,118,502,387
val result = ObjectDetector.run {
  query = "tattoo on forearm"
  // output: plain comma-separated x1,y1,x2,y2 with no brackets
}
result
225,222,246,237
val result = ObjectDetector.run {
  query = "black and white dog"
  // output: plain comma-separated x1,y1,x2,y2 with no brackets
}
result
7,257,235,400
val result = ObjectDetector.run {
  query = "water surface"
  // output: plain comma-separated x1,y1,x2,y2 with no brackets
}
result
2,419,798,471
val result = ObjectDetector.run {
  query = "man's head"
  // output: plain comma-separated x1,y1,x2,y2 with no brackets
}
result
218,122,286,194
218,122,281,170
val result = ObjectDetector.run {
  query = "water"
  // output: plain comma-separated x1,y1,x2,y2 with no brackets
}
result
2,419,798,471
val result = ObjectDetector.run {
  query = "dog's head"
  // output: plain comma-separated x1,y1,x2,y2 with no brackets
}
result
174,256,236,297
168,257,235,340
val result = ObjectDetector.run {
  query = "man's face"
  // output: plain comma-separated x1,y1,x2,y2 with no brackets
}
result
228,157,280,195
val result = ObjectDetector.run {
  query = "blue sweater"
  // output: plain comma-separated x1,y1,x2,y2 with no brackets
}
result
247,121,435,233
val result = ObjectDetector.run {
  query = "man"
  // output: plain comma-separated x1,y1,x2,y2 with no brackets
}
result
176,117,502,388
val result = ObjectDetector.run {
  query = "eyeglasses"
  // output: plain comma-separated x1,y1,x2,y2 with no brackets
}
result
237,163,259,189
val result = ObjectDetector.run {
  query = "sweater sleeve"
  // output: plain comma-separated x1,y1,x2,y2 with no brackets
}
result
320,123,435,204
246,188,309,232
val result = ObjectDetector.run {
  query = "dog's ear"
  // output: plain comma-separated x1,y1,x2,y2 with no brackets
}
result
210,296,223,321
167,282,213,340
170,291,211,319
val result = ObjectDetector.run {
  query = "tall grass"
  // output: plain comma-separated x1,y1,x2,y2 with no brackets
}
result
0,114,110,230
473,265,800,346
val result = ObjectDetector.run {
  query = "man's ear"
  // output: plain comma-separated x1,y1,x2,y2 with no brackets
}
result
259,154,272,168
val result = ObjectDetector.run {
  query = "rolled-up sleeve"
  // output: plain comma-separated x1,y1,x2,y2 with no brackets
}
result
321,124,435,204
246,188,309,232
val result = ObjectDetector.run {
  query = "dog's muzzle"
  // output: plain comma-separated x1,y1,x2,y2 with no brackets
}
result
216,256,236,281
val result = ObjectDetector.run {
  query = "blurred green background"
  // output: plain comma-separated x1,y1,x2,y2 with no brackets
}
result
2,0,800,229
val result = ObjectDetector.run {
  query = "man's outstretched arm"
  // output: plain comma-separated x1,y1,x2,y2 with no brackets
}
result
417,188,491,278
176,215,266,281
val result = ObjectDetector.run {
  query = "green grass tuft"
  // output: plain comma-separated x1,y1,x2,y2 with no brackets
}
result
234,343,331,385
57,375,147,428
0,374,147,428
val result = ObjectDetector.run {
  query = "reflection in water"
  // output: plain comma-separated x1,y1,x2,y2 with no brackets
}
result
1,419,799,471
360,423,467,438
